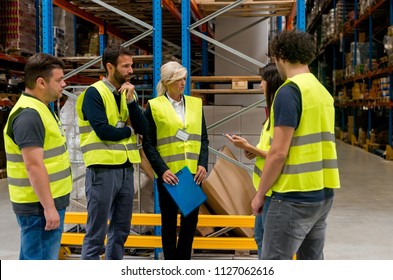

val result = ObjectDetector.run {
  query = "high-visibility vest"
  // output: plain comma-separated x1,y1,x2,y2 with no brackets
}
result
268,73,340,193
252,120,272,197
149,95,202,175
76,80,141,166
4,94,72,204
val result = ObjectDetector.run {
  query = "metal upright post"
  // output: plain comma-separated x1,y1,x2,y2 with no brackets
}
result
99,22,107,55
152,0,162,260
277,16,282,32
42,0,54,54
181,0,191,95
353,0,358,76
342,0,347,133
296,0,305,31
42,0,54,112
368,14,373,138
389,0,393,147
202,23,208,76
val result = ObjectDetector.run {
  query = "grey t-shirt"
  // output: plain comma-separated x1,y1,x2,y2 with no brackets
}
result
9,106,70,215
12,108,45,149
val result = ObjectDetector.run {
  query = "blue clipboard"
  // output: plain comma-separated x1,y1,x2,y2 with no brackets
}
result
163,166,207,217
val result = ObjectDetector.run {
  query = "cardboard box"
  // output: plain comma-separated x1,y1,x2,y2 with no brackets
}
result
202,145,256,237
232,80,248,90
196,204,215,237
139,149,154,181
358,32,365,42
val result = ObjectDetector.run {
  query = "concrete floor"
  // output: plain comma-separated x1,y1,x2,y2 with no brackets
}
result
1,140,393,260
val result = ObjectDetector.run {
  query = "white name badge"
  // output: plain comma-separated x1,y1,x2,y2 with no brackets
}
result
116,121,125,128
176,129,190,141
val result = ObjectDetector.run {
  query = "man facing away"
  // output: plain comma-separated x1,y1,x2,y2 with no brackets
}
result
251,30,340,260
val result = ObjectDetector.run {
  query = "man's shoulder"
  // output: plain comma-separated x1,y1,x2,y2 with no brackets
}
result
278,81,300,93
14,107,40,120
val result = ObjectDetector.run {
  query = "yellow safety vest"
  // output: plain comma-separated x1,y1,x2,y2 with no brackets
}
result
4,94,72,204
268,73,340,193
149,95,202,175
252,120,272,197
76,80,141,166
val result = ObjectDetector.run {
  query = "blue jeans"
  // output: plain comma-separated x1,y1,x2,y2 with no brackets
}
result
262,197,333,260
16,208,65,260
254,196,271,259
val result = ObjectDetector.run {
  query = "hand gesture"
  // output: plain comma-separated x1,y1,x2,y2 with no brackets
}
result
194,166,207,185
119,82,136,103
225,134,250,150
162,169,179,185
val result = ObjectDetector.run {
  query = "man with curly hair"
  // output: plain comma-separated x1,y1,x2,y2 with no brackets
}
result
251,30,340,260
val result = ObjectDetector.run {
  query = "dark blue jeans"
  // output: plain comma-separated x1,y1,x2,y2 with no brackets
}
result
16,208,65,260
254,196,271,259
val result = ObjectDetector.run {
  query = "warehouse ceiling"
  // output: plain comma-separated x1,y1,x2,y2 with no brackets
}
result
54,0,295,74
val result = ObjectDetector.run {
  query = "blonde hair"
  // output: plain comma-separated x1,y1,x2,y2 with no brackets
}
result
156,61,187,96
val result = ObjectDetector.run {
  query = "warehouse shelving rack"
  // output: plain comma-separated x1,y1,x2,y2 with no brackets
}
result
0,0,305,259
308,0,393,159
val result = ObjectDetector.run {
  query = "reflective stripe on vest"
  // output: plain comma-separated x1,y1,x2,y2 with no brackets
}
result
6,145,67,162
268,73,340,193
252,120,272,197
149,95,202,175
3,94,72,204
76,80,141,166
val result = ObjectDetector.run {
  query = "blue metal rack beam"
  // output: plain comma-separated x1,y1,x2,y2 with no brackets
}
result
296,0,305,31
182,0,191,95
42,0,54,55
390,0,393,147
277,16,282,32
368,14,373,138
152,0,162,260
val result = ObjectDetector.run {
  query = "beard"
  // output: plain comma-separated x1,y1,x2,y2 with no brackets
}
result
113,68,128,85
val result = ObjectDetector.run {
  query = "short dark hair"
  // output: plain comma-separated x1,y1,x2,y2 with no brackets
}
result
270,30,315,65
102,45,134,74
24,53,65,89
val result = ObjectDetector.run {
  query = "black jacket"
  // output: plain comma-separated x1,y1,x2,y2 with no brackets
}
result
142,95,209,177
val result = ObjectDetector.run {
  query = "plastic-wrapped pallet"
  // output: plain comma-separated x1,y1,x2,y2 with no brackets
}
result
0,0,36,55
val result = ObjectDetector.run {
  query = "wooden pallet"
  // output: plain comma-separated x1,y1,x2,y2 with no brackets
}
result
190,76,262,101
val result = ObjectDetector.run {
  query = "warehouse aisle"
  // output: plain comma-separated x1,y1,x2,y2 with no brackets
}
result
1,140,393,260
325,140,393,259
0,177,19,260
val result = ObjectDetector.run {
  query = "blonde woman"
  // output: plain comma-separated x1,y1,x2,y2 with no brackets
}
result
143,61,209,259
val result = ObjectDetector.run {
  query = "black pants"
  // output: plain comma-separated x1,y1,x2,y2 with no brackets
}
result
157,179,199,260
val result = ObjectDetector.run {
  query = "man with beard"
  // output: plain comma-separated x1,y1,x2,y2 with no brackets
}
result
76,45,147,259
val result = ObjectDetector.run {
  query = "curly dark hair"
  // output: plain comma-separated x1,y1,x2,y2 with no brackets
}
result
269,30,315,64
